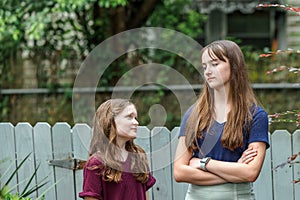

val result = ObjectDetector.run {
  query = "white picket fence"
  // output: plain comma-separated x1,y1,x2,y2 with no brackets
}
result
0,122,299,200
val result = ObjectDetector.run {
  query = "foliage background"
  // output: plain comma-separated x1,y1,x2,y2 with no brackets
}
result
0,0,299,132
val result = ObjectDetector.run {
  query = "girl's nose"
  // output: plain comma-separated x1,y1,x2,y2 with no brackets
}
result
205,67,212,75
133,118,139,125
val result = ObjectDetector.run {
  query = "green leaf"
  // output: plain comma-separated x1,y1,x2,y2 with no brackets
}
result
4,153,31,187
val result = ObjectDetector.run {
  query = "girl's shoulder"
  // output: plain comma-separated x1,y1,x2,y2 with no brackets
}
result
85,153,104,168
252,105,268,118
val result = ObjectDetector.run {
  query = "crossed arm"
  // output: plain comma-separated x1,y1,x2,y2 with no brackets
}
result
173,136,266,185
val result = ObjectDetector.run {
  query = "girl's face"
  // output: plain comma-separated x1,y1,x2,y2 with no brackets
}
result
202,49,231,90
114,104,139,141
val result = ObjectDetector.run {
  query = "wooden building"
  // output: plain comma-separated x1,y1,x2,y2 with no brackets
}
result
195,0,300,50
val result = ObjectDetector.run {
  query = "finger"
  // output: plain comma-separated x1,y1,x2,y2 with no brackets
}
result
244,149,257,156
243,156,255,164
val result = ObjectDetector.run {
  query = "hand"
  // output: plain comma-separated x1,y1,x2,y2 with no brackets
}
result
238,147,257,164
189,157,201,169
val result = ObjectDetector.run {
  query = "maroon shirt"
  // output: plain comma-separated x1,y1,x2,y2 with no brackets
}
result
79,155,156,200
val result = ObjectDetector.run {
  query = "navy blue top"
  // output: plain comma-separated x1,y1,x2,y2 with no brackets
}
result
179,106,270,162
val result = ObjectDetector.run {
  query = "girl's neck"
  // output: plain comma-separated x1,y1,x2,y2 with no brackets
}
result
120,149,128,162
214,89,230,123
117,140,129,162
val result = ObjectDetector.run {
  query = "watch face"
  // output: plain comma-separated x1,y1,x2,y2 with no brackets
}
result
202,157,210,163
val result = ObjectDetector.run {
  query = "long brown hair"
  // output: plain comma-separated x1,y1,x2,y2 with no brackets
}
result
185,40,257,151
89,99,150,183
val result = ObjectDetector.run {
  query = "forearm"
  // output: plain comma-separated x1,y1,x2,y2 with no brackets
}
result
206,142,266,183
206,160,257,182
174,164,227,185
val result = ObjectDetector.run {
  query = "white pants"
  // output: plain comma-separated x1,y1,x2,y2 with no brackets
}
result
185,182,255,200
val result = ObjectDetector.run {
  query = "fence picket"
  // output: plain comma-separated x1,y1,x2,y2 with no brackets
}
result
151,127,172,200
170,127,188,200
15,123,36,198
72,124,91,200
253,133,273,200
271,130,294,200
135,126,151,154
292,130,300,199
52,123,75,200
0,123,17,191
135,126,153,200
33,122,56,199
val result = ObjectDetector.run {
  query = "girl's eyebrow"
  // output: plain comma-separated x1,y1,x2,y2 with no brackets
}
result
126,112,137,117
202,58,219,65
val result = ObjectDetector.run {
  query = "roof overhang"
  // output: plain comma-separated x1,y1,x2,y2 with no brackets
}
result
194,0,283,14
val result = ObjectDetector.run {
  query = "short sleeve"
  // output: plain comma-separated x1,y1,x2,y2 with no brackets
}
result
79,156,103,199
178,106,193,137
145,172,156,191
248,107,270,149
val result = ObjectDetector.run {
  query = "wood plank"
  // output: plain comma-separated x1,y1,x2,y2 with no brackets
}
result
15,123,36,198
287,37,300,43
170,127,188,200
72,124,91,200
287,17,300,26
136,126,151,154
33,122,56,199
135,126,153,200
287,27,300,33
253,133,273,200
151,127,172,200
0,123,17,191
271,130,294,200
292,130,300,200
52,123,75,200
287,0,300,5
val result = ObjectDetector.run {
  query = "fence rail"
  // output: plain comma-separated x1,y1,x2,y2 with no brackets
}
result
0,122,299,200
1,83,300,95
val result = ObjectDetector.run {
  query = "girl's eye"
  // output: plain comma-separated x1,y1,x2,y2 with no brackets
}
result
212,62,218,67
126,114,137,120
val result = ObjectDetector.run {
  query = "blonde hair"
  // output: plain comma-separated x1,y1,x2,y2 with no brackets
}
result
89,99,150,183
185,40,257,151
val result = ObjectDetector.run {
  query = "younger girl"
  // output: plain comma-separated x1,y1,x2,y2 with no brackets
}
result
79,99,156,200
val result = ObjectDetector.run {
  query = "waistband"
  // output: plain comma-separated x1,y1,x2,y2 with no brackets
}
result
185,182,255,200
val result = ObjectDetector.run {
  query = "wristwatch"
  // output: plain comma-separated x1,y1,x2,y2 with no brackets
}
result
199,157,211,171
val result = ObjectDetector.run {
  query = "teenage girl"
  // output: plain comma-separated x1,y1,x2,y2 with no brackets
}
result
174,40,269,200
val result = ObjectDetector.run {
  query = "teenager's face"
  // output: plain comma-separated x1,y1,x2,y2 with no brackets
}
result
114,104,139,141
202,49,231,90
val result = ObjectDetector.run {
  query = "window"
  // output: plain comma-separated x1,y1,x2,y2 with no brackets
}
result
227,10,271,49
